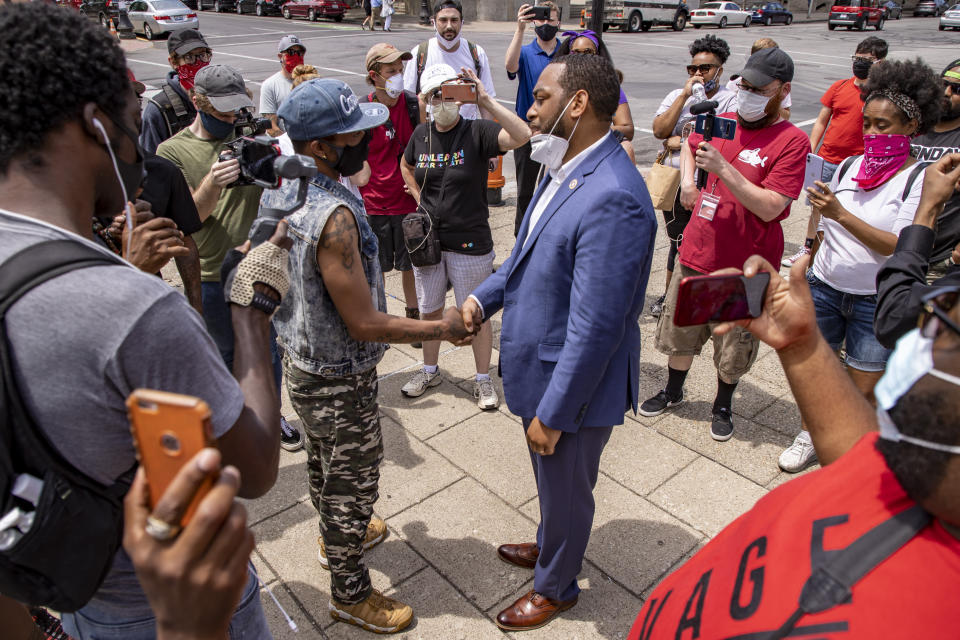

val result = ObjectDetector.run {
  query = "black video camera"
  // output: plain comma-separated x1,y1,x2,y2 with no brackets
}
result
220,135,286,189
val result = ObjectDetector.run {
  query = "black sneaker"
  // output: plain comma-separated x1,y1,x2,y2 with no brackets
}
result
710,408,734,442
639,389,684,417
405,307,422,349
650,294,666,318
280,417,304,452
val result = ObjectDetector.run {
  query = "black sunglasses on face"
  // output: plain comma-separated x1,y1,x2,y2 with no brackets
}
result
919,287,960,339
687,63,718,75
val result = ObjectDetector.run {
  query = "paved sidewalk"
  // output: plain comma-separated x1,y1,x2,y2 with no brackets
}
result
163,166,818,639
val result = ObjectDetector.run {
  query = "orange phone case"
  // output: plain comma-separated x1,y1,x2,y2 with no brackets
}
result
127,389,216,526
440,81,478,104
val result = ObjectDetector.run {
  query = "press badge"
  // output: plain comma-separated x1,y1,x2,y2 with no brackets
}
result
695,192,721,221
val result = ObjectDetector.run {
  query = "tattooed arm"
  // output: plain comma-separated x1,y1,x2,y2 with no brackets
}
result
317,207,473,344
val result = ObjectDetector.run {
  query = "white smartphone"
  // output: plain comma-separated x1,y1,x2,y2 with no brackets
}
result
804,153,825,205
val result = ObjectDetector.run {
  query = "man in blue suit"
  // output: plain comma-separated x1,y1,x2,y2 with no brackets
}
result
462,54,657,631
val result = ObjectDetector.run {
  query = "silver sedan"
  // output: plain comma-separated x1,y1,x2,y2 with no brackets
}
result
126,0,199,40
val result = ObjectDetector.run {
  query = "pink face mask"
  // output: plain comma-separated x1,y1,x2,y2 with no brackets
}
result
853,134,912,190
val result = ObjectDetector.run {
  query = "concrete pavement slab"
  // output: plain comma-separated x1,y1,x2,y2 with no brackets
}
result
600,422,698,497
753,392,804,437
378,375,482,441
427,411,538,508
241,447,309,526
649,457,768,537
388,477,536,611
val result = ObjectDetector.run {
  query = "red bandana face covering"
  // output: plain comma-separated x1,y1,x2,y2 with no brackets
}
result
853,134,912,190
282,53,304,74
176,60,209,91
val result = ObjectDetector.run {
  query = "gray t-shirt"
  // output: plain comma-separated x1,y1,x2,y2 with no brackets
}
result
259,70,293,131
0,209,245,619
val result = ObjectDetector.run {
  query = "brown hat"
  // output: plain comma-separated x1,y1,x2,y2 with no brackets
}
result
365,43,412,72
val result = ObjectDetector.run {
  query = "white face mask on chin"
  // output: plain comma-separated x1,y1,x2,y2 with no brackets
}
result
436,30,461,51
737,88,772,122
529,95,579,171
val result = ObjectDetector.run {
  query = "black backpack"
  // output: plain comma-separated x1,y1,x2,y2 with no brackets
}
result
0,240,133,612
146,82,196,140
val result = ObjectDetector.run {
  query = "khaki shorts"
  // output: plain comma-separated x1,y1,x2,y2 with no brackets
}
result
654,263,760,383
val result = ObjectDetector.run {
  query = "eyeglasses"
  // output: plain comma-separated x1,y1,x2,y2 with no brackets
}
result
737,79,780,97
686,63,718,75
919,287,960,339
181,50,212,65
851,55,876,63
283,48,306,56
571,48,597,55
944,80,960,95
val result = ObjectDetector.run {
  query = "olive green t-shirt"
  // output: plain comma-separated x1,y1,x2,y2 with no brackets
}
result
157,128,262,282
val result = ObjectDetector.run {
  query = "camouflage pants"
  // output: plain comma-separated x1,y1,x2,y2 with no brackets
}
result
283,359,383,605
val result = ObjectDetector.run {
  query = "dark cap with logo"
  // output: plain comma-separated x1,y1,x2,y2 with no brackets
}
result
167,29,209,56
279,78,389,140
741,47,794,87
193,65,254,112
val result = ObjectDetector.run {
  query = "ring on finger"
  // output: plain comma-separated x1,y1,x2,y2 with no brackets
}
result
145,515,182,541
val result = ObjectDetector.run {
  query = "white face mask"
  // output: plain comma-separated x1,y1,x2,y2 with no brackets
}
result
383,74,404,99
529,95,579,171
737,87,772,122
436,29,461,51
874,328,960,453
431,100,460,127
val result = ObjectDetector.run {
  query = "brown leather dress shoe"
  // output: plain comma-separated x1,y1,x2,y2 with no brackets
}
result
497,543,539,569
495,589,578,631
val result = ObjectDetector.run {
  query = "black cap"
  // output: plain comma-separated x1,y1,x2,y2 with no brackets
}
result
433,0,462,16
741,47,794,86
167,29,209,56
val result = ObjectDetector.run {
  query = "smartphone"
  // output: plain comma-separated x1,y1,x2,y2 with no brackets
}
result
440,81,478,104
804,153,825,195
127,389,216,526
694,114,738,140
528,5,551,20
673,272,770,327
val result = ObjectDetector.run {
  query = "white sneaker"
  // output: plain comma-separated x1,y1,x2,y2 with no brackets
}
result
401,368,441,397
781,246,810,268
474,377,500,410
779,431,817,473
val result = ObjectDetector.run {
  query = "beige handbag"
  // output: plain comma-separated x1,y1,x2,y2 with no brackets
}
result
647,150,682,211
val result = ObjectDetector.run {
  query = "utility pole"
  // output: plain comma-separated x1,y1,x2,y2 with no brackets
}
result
420,0,430,24
589,0,605,34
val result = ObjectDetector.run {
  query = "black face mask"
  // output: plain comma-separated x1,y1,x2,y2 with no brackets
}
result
853,58,874,80
535,23,558,41
97,114,146,224
329,130,371,177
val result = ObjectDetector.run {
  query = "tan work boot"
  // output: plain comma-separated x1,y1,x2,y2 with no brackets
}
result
329,589,414,634
318,516,388,569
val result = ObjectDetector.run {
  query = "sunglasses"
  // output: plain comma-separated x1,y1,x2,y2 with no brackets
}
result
944,80,960,96
181,50,212,65
919,287,960,339
686,63,718,75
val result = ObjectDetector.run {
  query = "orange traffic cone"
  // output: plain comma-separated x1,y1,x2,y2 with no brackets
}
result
487,155,505,205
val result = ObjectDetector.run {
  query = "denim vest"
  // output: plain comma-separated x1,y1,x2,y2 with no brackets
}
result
261,173,387,377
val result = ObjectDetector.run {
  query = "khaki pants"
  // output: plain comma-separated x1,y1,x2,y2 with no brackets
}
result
654,263,760,383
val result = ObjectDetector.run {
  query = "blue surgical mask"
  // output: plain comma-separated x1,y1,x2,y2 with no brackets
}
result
703,78,718,93
874,328,960,453
200,111,235,140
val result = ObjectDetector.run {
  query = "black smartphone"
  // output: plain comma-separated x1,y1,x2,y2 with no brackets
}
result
694,114,738,141
673,272,770,327
529,5,551,20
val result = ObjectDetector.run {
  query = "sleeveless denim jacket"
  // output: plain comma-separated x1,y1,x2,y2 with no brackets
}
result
261,173,387,377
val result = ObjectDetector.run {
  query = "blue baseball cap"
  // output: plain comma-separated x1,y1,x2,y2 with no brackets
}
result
279,79,388,141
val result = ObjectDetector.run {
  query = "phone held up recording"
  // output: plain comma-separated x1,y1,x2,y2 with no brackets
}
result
673,272,770,327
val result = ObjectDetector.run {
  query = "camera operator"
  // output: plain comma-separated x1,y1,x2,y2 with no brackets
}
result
0,4,288,635
399,64,530,410
157,63,303,451
640,47,810,442
261,78,474,634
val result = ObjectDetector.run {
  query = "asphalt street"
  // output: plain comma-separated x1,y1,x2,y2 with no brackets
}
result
126,11,959,165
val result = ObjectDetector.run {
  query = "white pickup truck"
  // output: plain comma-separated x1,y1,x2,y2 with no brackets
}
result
583,0,698,31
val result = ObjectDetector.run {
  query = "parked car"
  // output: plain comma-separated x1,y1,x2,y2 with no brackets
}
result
281,0,349,21
749,2,793,23
78,0,119,27
914,0,946,15
828,0,885,29
940,3,960,27
235,0,282,14
882,0,902,18
584,0,693,32
196,0,235,12
691,1,752,27
126,0,197,39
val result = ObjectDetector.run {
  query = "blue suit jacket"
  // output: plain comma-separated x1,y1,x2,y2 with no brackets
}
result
472,133,657,431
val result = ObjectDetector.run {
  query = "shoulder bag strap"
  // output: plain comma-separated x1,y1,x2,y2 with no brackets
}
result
835,155,859,186
767,504,931,640
901,161,931,202
415,41,429,95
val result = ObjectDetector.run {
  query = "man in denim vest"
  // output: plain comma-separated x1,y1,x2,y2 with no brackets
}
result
260,78,473,634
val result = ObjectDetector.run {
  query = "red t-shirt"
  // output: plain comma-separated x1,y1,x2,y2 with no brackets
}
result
680,116,809,273
818,78,866,165
627,433,960,640
359,93,418,216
